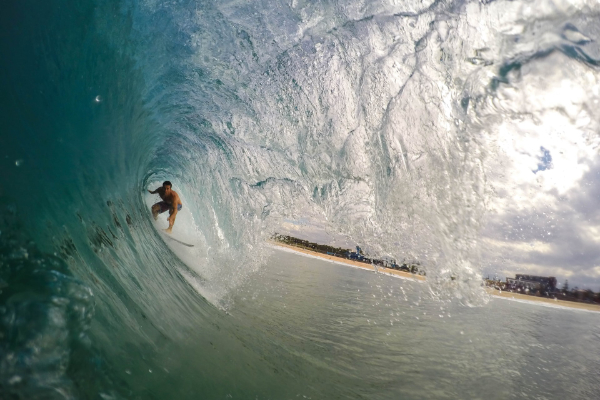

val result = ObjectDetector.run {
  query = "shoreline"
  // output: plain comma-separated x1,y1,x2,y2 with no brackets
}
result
269,241,426,282
269,241,600,312
487,288,600,313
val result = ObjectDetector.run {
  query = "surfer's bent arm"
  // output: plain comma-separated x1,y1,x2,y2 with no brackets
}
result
171,197,182,217
168,195,181,218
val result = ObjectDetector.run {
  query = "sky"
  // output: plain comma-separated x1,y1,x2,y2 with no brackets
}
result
479,51,600,291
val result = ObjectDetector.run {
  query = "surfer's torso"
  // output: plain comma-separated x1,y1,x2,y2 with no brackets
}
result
157,187,181,207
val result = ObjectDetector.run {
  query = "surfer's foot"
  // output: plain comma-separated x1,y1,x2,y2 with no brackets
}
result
164,228,172,234
153,213,158,221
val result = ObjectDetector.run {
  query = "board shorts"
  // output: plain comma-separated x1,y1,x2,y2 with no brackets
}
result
156,201,182,214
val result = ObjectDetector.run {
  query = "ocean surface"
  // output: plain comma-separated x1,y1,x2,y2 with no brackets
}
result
1,0,600,398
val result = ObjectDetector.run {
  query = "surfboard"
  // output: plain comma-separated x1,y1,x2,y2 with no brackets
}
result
161,232,194,247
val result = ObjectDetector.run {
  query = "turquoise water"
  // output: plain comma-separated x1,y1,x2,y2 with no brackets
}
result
2,0,600,398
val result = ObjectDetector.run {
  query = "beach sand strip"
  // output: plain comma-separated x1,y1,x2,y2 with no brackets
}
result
270,242,600,312
269,242,600,311
487,288,600,313
270,241,426,282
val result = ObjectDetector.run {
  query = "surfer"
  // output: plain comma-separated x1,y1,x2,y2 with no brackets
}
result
148,181,182,234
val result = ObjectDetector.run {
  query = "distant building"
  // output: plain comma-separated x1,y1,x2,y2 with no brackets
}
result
506,274,557,293
347,246,365,261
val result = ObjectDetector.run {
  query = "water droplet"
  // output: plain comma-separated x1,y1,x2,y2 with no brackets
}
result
125,370,131,375
95,95,102,103
15,159,23,166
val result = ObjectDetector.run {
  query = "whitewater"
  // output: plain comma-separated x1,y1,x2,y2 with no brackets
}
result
1,0,600,398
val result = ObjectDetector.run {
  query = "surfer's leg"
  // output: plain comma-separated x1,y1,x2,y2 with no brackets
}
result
151,204,160,220
152,202,170,220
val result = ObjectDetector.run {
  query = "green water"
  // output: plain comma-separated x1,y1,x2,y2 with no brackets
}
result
227,248,600,399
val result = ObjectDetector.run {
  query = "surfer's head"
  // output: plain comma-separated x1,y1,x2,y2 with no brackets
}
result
163,181,172,194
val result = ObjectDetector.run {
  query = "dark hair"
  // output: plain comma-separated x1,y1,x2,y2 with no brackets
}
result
163,181,172,188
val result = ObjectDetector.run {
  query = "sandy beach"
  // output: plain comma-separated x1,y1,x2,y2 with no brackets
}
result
270,241,426,282
271,241,600,312
487,288,600,313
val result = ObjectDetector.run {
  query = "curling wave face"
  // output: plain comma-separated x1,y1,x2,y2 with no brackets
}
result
2,0,600,397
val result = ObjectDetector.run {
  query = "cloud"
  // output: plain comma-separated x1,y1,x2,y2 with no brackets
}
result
482,157,600,291
480,51,600,291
